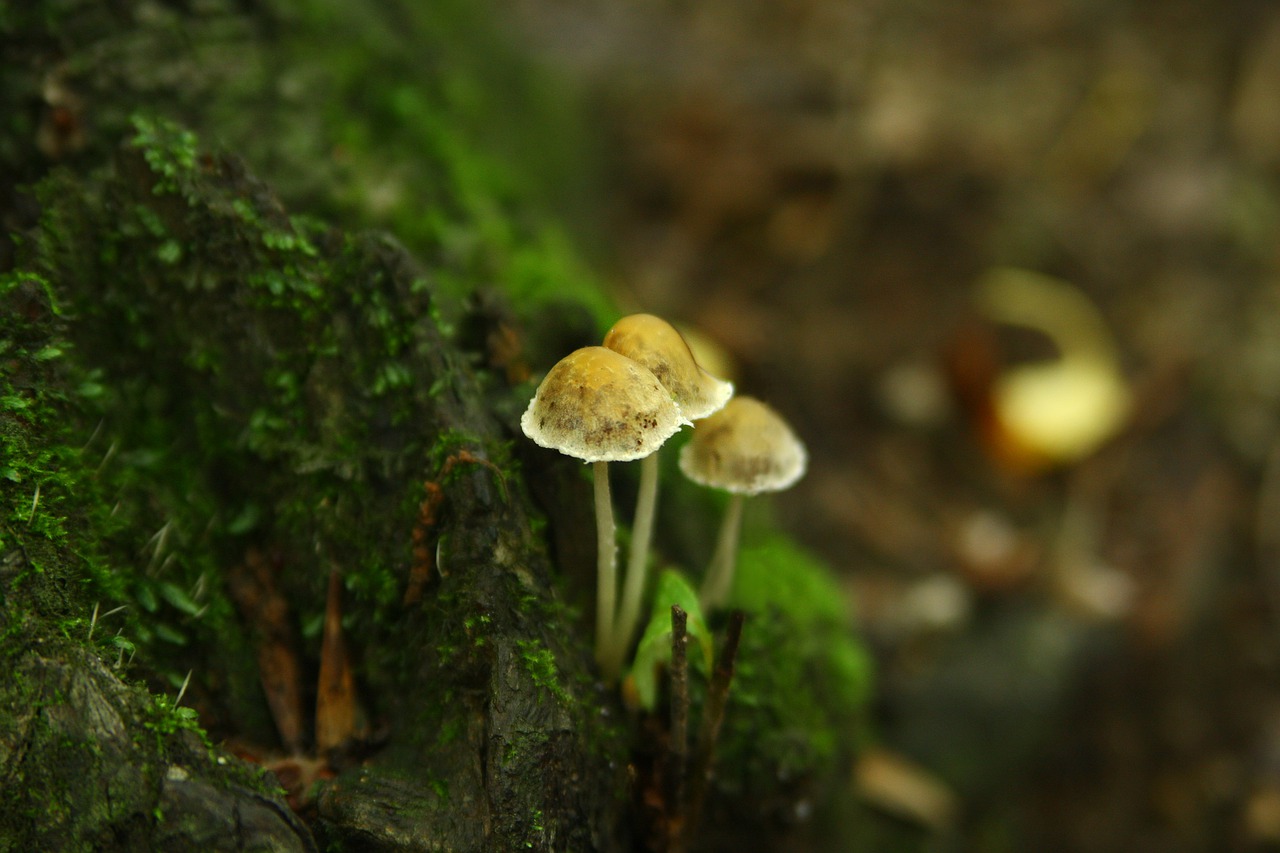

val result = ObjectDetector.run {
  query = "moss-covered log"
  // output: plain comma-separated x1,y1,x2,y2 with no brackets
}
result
1,2,872,850
3,120,627,848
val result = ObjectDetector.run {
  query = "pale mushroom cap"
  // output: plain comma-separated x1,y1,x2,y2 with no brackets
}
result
974,267,1132,468
521,346,689,463
603,314,734,421
994,358,1130,464
679,396,808,495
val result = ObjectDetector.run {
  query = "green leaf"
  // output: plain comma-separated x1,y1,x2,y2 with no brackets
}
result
627,570,713,711
226,502,261,535
159,581,200,616
155,240,182,265
153,623,188,646
135,583,158,613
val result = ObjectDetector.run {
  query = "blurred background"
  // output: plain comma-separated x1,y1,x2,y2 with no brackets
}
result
498,0,1280,850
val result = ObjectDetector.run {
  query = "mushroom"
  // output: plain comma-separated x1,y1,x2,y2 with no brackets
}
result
603,314,734,419
974,268,1131,473
678,395,807,610
521,346,688,678
602,314,733,667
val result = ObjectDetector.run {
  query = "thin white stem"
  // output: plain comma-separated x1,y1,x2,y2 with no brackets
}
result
174,669,193,707
700,493,745,611
593,460,619,677
612,451,660,675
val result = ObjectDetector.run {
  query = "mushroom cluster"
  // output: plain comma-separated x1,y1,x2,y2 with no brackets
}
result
521,343,689,679
601,315,732,675
520,313,807,682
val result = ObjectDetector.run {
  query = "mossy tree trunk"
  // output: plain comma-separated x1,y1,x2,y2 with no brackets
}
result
2,2,628,850
2,3,873,851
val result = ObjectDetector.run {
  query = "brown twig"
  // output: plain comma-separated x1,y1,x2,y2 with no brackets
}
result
668,604,690,851
686,610,746,842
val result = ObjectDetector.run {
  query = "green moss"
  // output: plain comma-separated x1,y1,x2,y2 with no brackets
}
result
711,535,875,824
0,258,289,835
140,694,207,753
502,730,550,766
730,536,854,625
257,0,618,332
516,639,570,704
0,629,171,849
0,272,144,642
1,275,73,543
11,120,355,733
519,806,548,849
128,115,199,196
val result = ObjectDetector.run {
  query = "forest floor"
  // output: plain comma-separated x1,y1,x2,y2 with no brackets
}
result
505,1,1280,850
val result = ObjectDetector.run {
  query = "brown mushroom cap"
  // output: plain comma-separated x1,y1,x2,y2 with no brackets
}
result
521,346,688,463
679,396,807,495
603,314,733,421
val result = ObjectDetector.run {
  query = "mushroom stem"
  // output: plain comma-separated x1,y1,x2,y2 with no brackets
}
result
594,460,619,676
611,451,660,670
699,493,745,610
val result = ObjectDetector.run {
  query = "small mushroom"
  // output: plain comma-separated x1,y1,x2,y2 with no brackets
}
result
602,314,733,669
679,395,807,610
974,268,1131,472
603,314,734,420
521,346,688,678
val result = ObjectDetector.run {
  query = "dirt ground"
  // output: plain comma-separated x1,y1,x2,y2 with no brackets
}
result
504,1,1280,850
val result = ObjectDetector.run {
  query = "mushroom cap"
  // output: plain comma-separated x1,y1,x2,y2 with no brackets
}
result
679,396,807,495
973,267,1132,471
521,346,689,463
993,357,1130,465
603,314,733,421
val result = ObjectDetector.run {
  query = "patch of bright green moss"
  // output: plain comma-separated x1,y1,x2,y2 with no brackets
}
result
274,0,618,331
715,535,874,813
0,272,125,615
516,639,570,704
